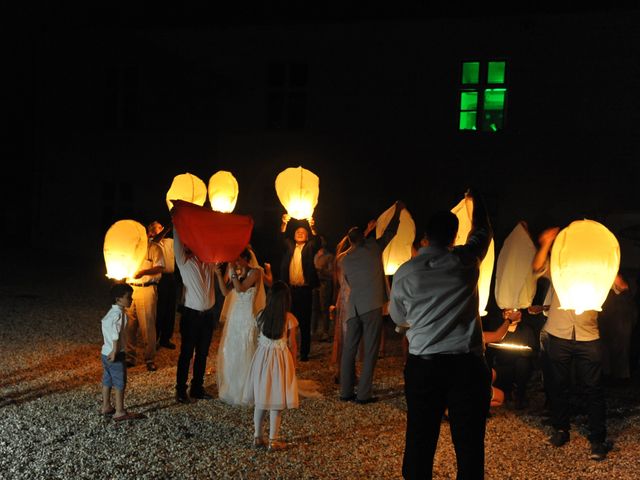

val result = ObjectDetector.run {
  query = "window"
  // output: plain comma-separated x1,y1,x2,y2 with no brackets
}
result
266,62,308,129
459,60,507,132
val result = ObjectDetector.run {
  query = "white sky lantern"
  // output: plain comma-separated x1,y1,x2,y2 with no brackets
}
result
451,197,495,316
275,166,319,220
495,222,537,310
166,172,207,210
551,219,620,314
376,204,415,275
208,170,239,213
103,220,148,280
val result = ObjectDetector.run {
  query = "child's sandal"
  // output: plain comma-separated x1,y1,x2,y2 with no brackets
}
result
253,436,266,449
267,438,287,452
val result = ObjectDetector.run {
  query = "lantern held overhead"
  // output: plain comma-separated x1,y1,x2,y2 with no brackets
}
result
376,203,416,275
166,173,207,210
208,170,239,213
451,197,495,316
275,166,319,220
103,220,148,280
550,220,620,314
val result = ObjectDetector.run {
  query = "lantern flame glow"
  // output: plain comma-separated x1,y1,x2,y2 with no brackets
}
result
208,171,239,213
376,205,416,275
452,197,494,316
275,166,319,220
550,220,620,313
166,173,207,210
103,220,148,280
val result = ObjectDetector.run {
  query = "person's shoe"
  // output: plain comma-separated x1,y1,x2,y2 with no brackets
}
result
355,396,379,405
125,361,135,368
146,362,158,372
589,440,613,461
267,438,287,452
339,394,356,402
189,388,213,400
548,429,570,447
253,436,267,449
175,390,193,404
300,356,309,362
160,341,176,350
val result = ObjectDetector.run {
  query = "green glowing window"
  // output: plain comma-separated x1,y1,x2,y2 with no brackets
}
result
459,60,507,132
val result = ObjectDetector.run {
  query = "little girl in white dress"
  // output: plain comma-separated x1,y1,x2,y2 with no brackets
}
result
242,281,299,451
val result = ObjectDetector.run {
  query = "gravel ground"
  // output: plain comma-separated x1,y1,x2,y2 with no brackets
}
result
1,250,640,479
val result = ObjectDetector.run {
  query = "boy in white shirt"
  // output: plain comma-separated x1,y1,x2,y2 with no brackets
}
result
101,283,139,420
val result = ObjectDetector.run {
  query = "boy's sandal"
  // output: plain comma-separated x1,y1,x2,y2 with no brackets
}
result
253,436,267,449
100,407,116,416
113,412,146,422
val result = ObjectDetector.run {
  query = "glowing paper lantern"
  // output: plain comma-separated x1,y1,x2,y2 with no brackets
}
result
451,197,495,316
166,173,207,210
208,170,239,213
275,166,319,220
495,222,537,310
550,220,620,314
103,220,148,280
376,204,416,275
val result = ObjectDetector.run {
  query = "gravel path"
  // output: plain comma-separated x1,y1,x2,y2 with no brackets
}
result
1,251,640,479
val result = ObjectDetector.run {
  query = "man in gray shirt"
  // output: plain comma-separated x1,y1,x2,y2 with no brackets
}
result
390,189,492,480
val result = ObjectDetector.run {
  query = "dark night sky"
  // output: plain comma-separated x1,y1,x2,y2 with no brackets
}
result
7,4,640,271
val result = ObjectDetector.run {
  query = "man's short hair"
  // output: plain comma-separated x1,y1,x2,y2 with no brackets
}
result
110,283,133,303
425,211,458,247
347,226,364,245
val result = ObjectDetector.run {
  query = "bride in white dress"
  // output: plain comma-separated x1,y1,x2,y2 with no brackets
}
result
214,248,265,405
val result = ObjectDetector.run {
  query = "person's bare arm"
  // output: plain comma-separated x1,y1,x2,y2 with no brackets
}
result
532,227,560,273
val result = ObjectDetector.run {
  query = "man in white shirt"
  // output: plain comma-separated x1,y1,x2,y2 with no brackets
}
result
126,237,165,371
172,227,218,403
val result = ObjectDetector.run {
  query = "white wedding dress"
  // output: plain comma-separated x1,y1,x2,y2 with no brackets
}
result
217,286,259,405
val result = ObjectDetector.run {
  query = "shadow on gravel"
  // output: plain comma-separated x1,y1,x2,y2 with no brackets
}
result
0,345,99,405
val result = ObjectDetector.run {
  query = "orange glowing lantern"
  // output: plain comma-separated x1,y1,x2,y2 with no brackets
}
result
103,220,148,280
452,197,495,316
376,204,416,275
166,173,207,210
275,166,319,220
550,220,620,314
208,170,239,213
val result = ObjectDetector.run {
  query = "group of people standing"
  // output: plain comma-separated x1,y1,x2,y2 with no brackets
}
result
100,186,632,477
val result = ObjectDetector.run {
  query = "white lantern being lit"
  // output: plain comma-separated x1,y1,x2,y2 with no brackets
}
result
208,171,239,213
376,204,416,275
166,173,207,210
275,166,319,220
451,197,495,316
550,220,620,314
103,220,148,280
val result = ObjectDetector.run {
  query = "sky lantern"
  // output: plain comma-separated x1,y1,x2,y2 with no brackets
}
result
208,170,239,213
166,172,207,210
551,219,620,314
495,222,537,331
275,166,319,220
376,203,415,275
103,220,148,280
451,197,494,316
495,222,537,309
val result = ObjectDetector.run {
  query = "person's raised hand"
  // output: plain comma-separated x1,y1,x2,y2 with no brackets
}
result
538,227,560,246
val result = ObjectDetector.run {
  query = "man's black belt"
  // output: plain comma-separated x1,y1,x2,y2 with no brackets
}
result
128,281,158,287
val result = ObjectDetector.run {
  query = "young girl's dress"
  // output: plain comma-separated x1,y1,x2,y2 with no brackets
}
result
242,312,299,410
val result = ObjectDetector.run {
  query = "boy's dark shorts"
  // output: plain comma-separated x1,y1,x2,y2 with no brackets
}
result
102,352,127,390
